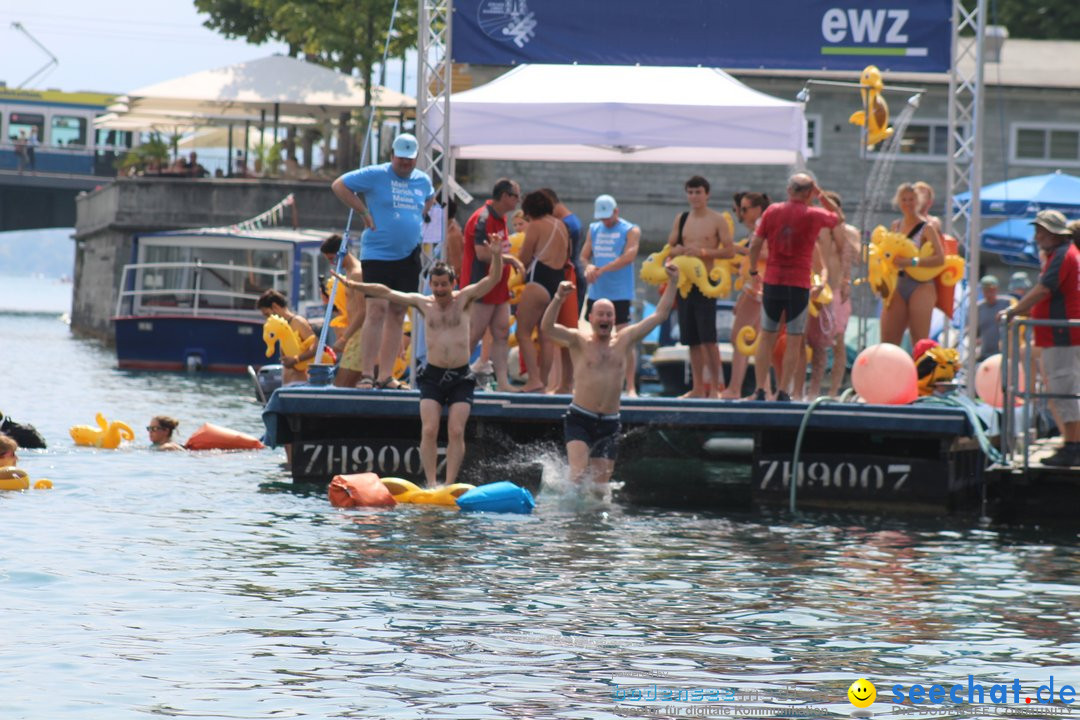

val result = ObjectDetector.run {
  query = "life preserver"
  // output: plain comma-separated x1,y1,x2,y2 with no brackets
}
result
183,423,266,451
0,467,51,491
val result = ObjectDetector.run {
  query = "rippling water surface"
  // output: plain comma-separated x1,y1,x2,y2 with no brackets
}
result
1,291,1079,719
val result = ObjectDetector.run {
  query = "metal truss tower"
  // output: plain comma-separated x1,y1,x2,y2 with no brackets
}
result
944,0,987,394
416,0,454,213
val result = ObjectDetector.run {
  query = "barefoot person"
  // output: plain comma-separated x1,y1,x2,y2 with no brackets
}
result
332,241,504,487
256,289,316,386
722,191,771,399
320,234,367,388
748,173,842,401
667,176,735,398
541,264,679,494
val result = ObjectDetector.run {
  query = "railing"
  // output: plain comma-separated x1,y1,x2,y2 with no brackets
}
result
1000,316,1080,471
114,261,287,319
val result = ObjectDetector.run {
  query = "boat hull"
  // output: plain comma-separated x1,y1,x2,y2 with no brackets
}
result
114,315,268,373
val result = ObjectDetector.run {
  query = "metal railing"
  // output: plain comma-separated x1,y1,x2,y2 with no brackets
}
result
999,316,1080,471
114,261,287,319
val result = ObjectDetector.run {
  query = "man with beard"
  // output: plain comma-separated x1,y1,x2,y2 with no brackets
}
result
541,263,679,495
332,239,504,486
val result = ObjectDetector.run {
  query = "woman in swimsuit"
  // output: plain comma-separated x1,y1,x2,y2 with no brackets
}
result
881,183,945,346
515,191,570,393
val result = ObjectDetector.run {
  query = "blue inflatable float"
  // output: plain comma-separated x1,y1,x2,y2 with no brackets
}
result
456,481,535,514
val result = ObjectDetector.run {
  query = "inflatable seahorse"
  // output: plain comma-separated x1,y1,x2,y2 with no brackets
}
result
263,314,333,372
69,413,134,449
734,326,810,361
640,245,732,299
808,275,833,318
864,226,965,308
324,276,349,329
849,65,893,148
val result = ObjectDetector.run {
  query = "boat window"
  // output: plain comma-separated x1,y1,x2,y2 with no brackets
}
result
51,115,87,147
7,112,44,142
299,252,315,304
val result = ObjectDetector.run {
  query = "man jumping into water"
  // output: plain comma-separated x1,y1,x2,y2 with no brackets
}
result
332,239,504,487
541,263,679,495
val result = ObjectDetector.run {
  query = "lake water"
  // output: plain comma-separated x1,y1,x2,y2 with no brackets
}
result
1,277,1079,720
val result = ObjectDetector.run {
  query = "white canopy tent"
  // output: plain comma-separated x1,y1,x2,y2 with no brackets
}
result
446,65,807,165
110,54,414,120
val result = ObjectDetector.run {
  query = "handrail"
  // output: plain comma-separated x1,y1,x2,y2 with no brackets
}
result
114,261,287,317
999,315,1080,472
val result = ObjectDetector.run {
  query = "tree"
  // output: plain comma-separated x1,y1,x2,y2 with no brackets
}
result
968,0,1080,39
194,0,418,167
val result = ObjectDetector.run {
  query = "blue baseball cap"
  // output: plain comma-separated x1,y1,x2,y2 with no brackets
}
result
594,194,617,220
392,133,419,159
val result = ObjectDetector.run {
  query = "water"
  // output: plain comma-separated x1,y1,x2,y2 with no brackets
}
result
2,282,1080,719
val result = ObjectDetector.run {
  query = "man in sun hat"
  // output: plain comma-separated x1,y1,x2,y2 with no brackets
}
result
1007,270,1032,302
331,132,435,390
975,274,1014,361
1001,210,1080,467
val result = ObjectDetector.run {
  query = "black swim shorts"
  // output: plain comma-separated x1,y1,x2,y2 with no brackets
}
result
563,404,621,460
761,282,810,335
417,363,476,407
362,245,421,293
676,286,718,345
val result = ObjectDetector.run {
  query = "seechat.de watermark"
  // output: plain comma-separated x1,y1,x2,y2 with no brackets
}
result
890,676,1077,707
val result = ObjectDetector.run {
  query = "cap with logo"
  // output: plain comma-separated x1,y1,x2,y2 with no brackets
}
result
593,194,617,220
391,133,419,160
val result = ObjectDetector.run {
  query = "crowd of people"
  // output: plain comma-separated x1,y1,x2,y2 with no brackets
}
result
251,133,1080,483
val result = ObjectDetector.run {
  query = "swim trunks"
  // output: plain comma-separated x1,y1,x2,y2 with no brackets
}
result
339,332,363,372
676,286,717,345
417,363,476,407
563,403,621,460
761,282,810,335
361,245,421,293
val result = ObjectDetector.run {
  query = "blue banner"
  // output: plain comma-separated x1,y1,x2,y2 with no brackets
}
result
452,0,953,73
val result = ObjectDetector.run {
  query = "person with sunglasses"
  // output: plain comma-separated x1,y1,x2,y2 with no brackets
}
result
147,416,184,451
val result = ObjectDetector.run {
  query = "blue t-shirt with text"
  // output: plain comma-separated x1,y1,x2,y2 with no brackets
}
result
589,217,637,301
341,163,434,261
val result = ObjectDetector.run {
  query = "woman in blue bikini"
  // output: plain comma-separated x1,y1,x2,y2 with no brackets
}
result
881,183,945,346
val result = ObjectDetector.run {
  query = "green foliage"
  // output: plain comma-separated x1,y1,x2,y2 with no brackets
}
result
115,133,171,173
967,0,1080,39
252,140,284,177
193,0,417,84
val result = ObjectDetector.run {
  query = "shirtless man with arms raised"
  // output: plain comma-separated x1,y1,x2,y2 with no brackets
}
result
541,263,679,495
332,239,503,487
667,175,735,398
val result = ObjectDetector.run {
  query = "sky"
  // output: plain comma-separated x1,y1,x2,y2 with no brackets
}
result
0,0,413,95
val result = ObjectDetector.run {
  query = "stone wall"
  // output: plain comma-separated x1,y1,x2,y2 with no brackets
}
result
72,177,345,341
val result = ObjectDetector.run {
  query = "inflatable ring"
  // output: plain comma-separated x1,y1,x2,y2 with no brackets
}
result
0,467,49,491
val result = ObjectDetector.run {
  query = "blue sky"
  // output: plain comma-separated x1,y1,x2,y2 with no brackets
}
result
0,1,413,95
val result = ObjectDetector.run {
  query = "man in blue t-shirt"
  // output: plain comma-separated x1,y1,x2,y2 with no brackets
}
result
581,194,641,396
331,133,435,388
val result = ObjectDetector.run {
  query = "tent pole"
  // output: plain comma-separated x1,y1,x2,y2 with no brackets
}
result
227,123,234,177
243,120,250,176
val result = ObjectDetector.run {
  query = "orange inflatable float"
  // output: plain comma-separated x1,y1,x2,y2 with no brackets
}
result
183,423,266,451
328,472,397,508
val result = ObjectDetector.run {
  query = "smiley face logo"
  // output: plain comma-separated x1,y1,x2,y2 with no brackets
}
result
848,679,876,708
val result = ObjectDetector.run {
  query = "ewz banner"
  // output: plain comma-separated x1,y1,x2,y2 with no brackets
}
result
452,0,953,73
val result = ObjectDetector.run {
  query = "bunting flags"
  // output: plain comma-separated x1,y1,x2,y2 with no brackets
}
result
230,194,295,232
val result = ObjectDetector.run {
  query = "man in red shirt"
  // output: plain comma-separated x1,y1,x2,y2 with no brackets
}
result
462,178,522,392
748,173,843,401
1002,210,1080,467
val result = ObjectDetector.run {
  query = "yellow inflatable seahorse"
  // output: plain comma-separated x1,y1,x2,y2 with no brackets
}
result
809,274,833,318
640,245,732,299
324,276,349,329
69,413,134,449
734,325,811,361
263,314,333,372
849,65,893,148
863,226,965,307
380,477,475,507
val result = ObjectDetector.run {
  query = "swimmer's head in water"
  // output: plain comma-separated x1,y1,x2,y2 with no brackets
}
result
589,299,616,338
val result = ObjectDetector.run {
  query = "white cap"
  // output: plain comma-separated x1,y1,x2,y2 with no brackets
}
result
391,133,419,159
594,194,617,220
